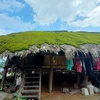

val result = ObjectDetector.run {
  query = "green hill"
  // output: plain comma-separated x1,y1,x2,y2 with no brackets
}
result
0,31,100,53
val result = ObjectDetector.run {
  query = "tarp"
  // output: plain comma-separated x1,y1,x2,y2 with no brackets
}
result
0,68,3,79
0,56,7,79
0,56,7,68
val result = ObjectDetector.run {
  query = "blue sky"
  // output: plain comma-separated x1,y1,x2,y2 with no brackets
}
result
0,0,100,35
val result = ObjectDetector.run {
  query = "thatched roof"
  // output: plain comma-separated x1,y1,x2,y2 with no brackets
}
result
0,43,100,59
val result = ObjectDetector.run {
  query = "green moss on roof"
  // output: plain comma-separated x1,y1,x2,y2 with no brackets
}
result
0,31,100,53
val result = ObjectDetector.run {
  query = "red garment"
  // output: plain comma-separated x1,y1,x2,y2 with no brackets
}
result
76,59,82,73
97,58,100,70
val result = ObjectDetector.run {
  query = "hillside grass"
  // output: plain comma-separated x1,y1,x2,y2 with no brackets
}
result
0,31,100,53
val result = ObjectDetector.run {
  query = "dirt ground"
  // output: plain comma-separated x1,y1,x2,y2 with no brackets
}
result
1,85,100,100
41,86,100,100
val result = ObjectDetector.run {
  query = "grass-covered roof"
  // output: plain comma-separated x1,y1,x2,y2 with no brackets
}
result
0,31,100,53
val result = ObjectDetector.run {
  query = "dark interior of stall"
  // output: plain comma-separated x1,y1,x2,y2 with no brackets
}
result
42,50,100,92
41,50,85,91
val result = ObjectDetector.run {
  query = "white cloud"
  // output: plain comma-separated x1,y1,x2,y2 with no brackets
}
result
25,0,100,27
0,0,25,12
0,14,36,35
72,6,100,27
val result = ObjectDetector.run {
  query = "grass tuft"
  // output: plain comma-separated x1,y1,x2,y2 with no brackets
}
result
0,31,100,53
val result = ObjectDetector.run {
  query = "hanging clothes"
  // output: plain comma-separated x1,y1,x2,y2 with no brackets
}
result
76,59,82,73
97,57,100,70
66,59,73,70
78,51,84,58
75,51,85,58
82,60,87,74
85,58,94,76
74,51,78,58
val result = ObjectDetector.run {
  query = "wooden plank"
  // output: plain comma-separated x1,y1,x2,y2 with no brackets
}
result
51,56,66,66
44,55,66,66
44,55,52,66
24,81,39,84
22,89,39,93
25,76,39,78
21,95,38,98
25,65,66,69
42,66,66,69
23,86,39,88
56,56,66,66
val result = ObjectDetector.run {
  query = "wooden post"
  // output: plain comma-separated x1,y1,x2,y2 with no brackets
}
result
49,66,53,93
49,56,53,93
1,56,9,90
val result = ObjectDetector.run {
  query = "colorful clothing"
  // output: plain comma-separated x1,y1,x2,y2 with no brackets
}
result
82,60,87,74
97,58,100,70
6,72,15,77
66,59,73,70
76,59,82,73
85,58,93,76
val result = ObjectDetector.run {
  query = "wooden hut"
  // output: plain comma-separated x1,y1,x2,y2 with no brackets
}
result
0,31,100,100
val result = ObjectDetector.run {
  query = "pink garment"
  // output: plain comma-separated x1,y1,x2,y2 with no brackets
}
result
97,58,100,70
76,59,82,73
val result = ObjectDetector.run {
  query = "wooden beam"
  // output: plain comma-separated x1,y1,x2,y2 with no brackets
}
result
43,66,66,69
